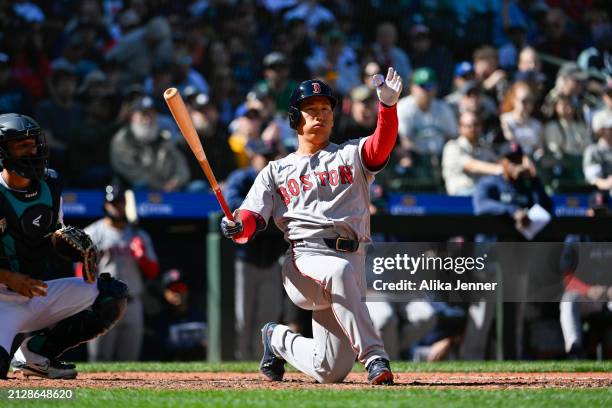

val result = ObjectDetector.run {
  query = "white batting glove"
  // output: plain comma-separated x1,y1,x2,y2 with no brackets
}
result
372,67,403,106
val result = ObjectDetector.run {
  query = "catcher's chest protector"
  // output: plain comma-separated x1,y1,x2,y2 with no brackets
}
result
0,173,62,278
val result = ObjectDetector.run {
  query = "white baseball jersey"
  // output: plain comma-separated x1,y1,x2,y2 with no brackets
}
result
241,137,379,242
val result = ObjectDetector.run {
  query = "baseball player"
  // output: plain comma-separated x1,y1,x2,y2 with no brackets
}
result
221,68,403,385
85,184,160,361
0,113,128,379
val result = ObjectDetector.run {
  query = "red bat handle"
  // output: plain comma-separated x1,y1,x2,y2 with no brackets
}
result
214,188,234,222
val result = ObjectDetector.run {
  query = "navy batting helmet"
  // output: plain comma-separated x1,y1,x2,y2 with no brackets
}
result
288,79,337,129
0,113,48,180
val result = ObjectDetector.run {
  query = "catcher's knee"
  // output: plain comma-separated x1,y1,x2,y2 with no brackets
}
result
0,346,9,380
94,273,129,334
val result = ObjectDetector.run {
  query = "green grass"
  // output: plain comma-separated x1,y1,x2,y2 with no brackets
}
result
4,362,610,407
4,388,612,408
76,360,612,373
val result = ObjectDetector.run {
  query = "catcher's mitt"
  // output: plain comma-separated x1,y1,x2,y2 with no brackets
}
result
52,225,98,283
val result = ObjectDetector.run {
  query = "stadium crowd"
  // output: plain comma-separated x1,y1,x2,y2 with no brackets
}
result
1,0,611,362
1,0,611,195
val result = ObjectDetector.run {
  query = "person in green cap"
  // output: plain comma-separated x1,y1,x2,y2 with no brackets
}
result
396,67,458,162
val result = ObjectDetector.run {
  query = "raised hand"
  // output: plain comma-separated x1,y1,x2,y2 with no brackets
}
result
374,67,403,106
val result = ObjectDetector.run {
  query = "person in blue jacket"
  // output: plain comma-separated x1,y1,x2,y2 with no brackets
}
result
473,141,554,228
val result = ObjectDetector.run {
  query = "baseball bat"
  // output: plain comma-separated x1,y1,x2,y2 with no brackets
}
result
163,87,234,221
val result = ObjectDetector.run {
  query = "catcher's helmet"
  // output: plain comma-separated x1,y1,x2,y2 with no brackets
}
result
288,79,337,129
0,113,48,180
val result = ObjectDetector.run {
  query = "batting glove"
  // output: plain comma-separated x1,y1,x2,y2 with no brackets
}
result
221,216,243,239
373,67,403,106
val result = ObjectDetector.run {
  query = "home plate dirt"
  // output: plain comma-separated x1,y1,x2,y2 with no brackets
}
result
2,372,612,390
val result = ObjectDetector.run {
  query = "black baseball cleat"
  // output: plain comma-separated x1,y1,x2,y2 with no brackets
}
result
260,322,285,381
367,358,394,385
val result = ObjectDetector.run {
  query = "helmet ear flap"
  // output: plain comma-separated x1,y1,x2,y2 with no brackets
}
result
288,106,300,130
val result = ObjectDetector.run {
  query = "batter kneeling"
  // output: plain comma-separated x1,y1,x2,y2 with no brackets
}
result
0,114,128,380
221,69,403,385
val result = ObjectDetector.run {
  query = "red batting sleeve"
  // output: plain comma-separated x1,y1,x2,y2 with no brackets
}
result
361,103,398,171
232,209,261,244
563,272,591,297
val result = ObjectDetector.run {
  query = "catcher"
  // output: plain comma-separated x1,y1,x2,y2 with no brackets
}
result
0,113,128,380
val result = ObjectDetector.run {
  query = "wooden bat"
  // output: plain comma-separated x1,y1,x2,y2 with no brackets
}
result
163,87,234,222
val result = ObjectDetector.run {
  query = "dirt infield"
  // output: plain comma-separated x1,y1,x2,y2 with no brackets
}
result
2,371,612,390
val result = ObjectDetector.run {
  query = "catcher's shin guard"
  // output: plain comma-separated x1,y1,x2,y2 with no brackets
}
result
32,274,128,359
0,346,10,379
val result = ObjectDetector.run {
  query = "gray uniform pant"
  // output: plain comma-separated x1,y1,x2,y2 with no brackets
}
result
559,291,607,353
88,297,143,361
235,258,282,360
270,240,389,383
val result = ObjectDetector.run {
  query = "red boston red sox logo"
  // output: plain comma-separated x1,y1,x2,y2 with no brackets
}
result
312,82,321,93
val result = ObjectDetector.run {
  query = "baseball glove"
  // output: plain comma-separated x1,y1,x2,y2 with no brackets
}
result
52,225,98,283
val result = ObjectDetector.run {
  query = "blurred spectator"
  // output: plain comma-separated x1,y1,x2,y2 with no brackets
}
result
493,0,542,46
473,46,508,103
154,269,207,361
447,81,499,141
106,16,173,86
228,104,265,169
0,52,33,114
210,67,239,127
181,90,235,189
277,17,313,80
577,6,612,78
592,80,612,118
35,64,83,172
534,8,581,82
63,0,113,64
332,85,378,144
442,112,501,196
283,0,335,34
500,81,543,157
224,139,285,360
407,24,454,96
86,184,160,361
397,67,457,156
541,63,589,121
543,94,592,160
306,28,360,96
110,96,191,191
473,141,553,221
168,52,209,96
252,52,297,113
517,46,541,75
498,22,528,71
8,25,51,100
66,92,126,187
583,110,612,191
371,22,411,85
244,89,294,155
445,61,476,107
51,34,99,80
